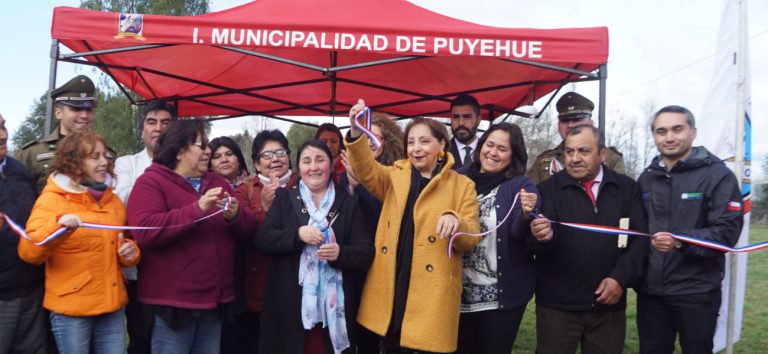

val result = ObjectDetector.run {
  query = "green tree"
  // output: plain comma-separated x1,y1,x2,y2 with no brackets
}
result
287,124,317,163
80,0,209,15
229,129,254,173
91,90,140,156
11,95,53,154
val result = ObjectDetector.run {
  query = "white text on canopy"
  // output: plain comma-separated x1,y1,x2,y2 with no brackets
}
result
191,28,543,59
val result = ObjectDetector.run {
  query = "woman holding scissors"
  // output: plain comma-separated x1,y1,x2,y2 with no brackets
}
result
255,140,373,354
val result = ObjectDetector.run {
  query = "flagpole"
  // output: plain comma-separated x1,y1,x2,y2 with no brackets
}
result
726,0,747,352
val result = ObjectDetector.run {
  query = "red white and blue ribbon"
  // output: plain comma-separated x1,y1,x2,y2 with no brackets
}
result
2,197,231,246
545,218,768,253
447,193,520,258
446,192,768,257
354,107,381,149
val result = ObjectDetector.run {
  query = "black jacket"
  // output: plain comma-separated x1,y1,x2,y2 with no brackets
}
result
449,137,474,170
534,165,648,312
0,157,43,300
638,147,743,296
255,183,374,354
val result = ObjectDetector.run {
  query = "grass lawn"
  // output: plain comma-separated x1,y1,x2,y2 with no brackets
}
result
511,225,768,353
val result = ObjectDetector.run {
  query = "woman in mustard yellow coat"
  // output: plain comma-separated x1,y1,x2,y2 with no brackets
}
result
18,132,140,354
346,99,481,353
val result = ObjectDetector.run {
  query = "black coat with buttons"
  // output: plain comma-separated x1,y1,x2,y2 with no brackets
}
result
254,182,374,354
533,165,649,312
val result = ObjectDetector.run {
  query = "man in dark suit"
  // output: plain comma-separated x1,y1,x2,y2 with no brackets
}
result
449,94,481,169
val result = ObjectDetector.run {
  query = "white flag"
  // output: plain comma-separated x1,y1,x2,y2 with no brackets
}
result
698,0,752,351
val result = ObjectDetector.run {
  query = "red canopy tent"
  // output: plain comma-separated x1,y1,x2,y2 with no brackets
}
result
47,0,608,131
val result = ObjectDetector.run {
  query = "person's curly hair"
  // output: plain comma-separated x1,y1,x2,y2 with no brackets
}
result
371,113,404,166
52,132,114,181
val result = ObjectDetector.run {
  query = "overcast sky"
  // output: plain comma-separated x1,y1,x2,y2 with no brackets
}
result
1,0,766,179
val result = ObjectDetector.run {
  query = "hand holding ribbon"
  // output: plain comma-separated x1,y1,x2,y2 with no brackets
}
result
1,197,232,247
58,214,82,230
448,191,768,257
216,191,239,221
348,98,382,148
117,233,138,262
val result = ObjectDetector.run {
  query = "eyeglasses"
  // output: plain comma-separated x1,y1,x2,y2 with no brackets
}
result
192,140,209,150
259,149,288,160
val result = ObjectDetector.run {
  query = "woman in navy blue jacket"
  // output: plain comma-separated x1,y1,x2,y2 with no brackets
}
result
457,123,540,354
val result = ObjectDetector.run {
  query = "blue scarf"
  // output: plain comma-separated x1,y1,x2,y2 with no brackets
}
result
298,180,349,353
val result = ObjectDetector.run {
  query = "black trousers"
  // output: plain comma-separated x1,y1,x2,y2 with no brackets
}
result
126,280,153,354
535,305,625,354
220,312,261,354
457,305,526,354
637,290,721,354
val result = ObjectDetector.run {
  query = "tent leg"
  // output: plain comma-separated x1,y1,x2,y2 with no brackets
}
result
45,39,59,136
597,64,607,136
329,51,338,122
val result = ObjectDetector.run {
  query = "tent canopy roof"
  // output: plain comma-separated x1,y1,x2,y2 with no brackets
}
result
51,0,608,119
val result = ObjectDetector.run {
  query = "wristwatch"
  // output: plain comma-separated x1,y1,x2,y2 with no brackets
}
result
674,241,683,249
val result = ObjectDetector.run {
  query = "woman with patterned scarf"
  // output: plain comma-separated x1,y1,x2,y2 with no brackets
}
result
255,140,373,354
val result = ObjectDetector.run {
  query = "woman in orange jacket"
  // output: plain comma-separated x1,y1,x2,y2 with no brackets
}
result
18,132,140,354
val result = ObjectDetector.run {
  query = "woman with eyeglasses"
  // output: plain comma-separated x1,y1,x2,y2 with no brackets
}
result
232,129,298,352
126,119,258,353
209,136,250,189
254,140,374,354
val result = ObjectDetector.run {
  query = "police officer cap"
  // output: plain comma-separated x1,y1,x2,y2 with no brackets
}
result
51,75,96,109
556,92,594,120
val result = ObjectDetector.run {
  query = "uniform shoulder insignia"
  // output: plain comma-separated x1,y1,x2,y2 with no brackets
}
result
21,140,40,149
608,146,624,156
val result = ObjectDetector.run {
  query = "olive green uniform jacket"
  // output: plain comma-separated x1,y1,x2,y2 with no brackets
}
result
526,141,625,185
16,130,63,193
17,130,117,193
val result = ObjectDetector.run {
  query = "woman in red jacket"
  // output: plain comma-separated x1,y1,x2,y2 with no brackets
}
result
19,132,140,354
126,120,257,353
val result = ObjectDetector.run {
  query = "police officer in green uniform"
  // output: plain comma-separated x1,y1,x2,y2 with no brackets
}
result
17,75,99,192
526,92,625,185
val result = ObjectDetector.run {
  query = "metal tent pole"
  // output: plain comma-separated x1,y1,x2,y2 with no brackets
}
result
726,0,748,353
44,39,59,136
597,64,607,136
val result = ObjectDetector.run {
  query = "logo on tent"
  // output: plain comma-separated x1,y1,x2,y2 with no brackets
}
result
114,13,146,41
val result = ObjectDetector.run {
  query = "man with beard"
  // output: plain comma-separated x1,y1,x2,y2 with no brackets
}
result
114,100,176,354
449,94,482,169
636,105,743,353
527,92,625,184
530,125,647,354
0,113,46,353
18,75,102,192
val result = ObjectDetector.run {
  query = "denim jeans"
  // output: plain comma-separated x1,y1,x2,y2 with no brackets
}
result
152,310,221,354
49,308,126,354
